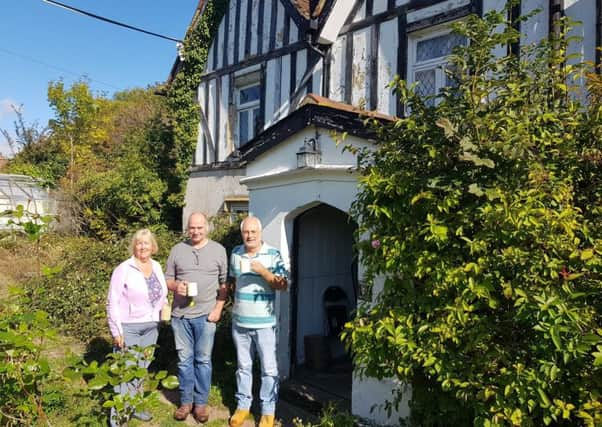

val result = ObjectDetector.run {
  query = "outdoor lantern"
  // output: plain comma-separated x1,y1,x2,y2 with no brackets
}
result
296,137,321,168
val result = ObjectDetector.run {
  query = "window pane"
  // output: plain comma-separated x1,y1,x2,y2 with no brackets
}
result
239,110,249,145
415,69,436,97
416,33,466,62
240,85,260,104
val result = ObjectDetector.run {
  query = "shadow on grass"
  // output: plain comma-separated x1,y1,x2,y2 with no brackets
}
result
153,315,240,413
83,336,112,365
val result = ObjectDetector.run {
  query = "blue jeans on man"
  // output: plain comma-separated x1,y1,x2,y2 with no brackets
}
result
171,315,217,405
232,324,279,414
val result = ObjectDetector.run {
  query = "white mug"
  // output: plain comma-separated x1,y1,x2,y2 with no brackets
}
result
160,303,171,321
187,282,198,297
240,258,251,274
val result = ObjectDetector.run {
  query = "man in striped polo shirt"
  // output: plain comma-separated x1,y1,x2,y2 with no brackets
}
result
228,216,288,427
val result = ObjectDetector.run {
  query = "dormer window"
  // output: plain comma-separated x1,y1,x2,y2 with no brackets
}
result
235,71,261,147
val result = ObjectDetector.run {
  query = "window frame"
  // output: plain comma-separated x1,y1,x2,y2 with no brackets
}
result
407,24,467,104
234,71,261,148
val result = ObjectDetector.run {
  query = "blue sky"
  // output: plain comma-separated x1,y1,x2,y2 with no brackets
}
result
0,0,199,157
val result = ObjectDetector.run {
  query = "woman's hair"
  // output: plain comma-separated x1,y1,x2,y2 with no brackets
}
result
129,228,159,256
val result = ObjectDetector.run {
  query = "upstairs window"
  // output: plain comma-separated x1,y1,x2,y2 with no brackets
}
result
235,72,261,147
408,28,466,105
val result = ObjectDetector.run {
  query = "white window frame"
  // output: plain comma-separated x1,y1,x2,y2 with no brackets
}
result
407,24,467,104
234,71,261,147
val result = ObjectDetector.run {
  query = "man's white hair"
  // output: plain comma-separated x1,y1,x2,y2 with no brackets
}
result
240,215,262,232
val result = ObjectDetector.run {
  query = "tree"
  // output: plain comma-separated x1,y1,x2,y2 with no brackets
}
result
347,9,602,427
47,79,114,189
2,107,67,186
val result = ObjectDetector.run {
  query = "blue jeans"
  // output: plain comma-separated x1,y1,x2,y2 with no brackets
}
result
232,324,279,415
171,315,216,405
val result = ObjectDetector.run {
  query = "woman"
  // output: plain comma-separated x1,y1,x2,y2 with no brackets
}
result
106,228,168,426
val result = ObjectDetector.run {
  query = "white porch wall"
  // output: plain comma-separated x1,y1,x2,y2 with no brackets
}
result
242,129,408,424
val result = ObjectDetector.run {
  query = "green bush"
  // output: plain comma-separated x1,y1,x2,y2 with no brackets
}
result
347,9,602,427
25,231,180,342
0,299,56,426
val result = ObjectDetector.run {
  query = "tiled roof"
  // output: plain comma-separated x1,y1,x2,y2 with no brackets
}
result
290,0,329,19
300,93,397,122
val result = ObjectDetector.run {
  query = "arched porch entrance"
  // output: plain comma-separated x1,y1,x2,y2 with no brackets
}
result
286,203,357,408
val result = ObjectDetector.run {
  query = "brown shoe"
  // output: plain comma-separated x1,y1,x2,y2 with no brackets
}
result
174,403,192,421
193,404,209,423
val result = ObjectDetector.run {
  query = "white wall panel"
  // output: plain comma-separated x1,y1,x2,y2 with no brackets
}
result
352,28,370,108
329,35,347,101
227,0,237,66
238,0,249,61
207,79,217,163
250,0,260,56
378,19,398,115
373,0,389,14
521,0,549,48
275,0,285,48
197,84,207,165
219,75,230,161
261,0,273,53
279,53,291,119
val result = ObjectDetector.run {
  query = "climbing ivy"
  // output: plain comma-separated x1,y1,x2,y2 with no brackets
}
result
162,0,229,228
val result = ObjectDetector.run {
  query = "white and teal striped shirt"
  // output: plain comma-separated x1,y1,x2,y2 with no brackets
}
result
230,242,288,329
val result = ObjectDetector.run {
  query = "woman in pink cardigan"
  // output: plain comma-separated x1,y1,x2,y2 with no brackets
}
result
106,228,168,426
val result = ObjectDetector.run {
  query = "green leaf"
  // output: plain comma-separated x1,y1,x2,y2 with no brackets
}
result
550,326,562,350
161,375,179,389
88,376,108,390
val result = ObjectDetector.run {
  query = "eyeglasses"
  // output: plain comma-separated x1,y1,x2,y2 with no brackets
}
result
193,251,199,265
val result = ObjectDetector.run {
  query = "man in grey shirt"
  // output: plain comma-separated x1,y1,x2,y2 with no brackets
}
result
166,212,228,423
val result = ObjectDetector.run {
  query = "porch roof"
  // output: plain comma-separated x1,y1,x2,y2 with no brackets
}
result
238,93,397,163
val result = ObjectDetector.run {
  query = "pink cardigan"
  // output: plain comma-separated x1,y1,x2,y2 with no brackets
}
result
106,257,168,338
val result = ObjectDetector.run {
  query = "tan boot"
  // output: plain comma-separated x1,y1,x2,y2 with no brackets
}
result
229,408,251,427
173,403,192,421
259,414,275,427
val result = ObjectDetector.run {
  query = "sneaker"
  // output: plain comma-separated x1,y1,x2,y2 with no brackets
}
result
259,414,275,427
174,403,193,421
193,404,209,423
229,408,251,427
132,411,152,421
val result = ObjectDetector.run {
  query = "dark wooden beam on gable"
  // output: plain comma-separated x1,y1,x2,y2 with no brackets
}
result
344,33,353,104
315,0,337,34
396,10,407,118
345,0,366,26
200,41,307,82
257,0,265,55
234,0,242,64
269,0,278,51
549,0,564,40
508,1,521,58
279,0,309,32
245,0,253,57
370,23,379,110
406,4,473,33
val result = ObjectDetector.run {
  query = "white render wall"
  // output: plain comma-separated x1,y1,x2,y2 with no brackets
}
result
241,130,408,424
184,168,248,220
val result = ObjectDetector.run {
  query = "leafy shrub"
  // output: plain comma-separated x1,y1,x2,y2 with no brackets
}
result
0,298,56,426
292,404,357,427
63,345,178,426
347,9,602,427
25,231,180,342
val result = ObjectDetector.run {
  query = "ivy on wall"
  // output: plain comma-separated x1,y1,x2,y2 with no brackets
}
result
162,0,229,228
